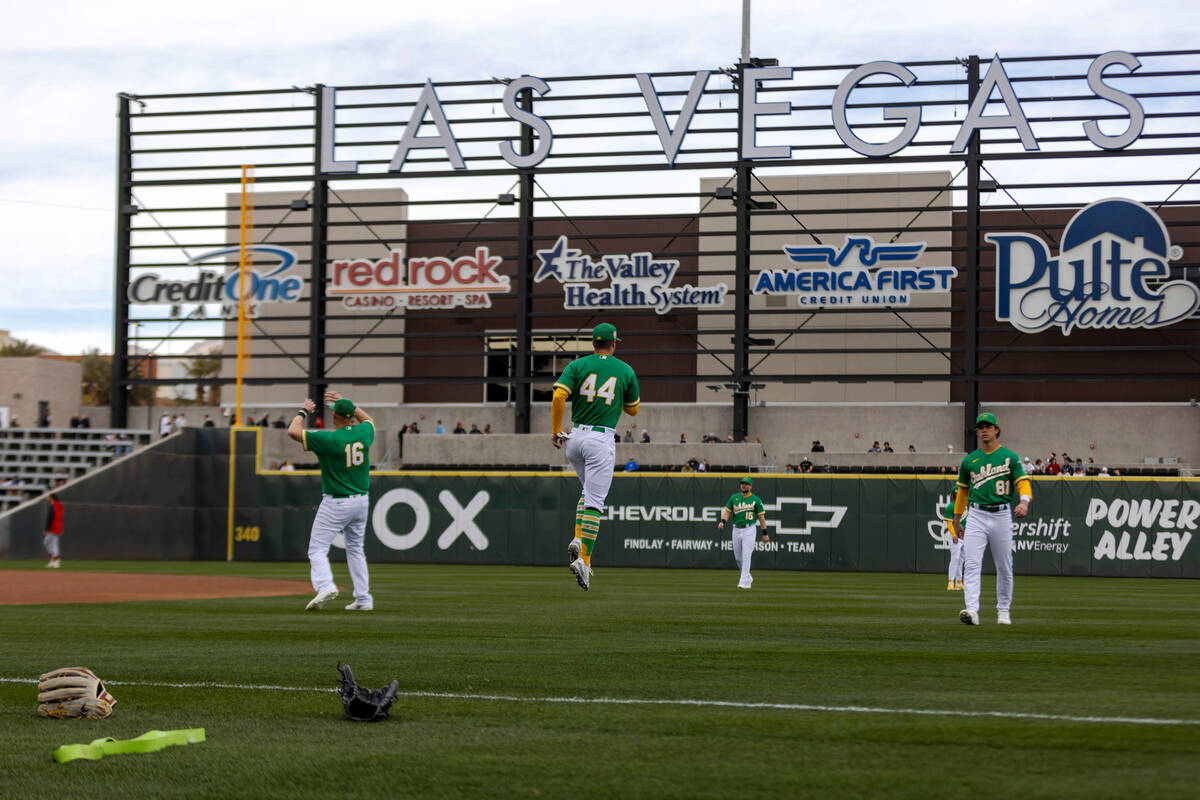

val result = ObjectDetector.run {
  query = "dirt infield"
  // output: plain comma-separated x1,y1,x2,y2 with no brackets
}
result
0,570,313,605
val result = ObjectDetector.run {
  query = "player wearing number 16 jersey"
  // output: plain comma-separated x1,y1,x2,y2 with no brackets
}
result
551,323,640,591
287,391,375,612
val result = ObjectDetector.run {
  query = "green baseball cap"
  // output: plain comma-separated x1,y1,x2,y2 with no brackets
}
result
739,476,753,486
332,398,356,418
975,412,997,427
592,323,621,343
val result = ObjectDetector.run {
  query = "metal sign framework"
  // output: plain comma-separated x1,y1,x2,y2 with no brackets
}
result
112,49,1200,443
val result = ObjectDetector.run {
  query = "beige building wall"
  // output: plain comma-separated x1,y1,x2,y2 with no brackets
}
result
221,187,409,407
699,172,954,402
0,357,82,428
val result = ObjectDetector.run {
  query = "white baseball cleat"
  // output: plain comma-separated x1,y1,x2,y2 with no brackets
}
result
305,587,338,611
997,610,1012,625
46,559,61,569
959,609,979,626
569,558,592,591
344,601,373,611
737,580,751,589
567,538,581,564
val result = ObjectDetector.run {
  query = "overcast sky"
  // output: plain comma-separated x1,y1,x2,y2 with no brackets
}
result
1,0,1196,354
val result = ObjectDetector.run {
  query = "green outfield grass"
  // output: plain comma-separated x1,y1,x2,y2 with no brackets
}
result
0,561,1197,799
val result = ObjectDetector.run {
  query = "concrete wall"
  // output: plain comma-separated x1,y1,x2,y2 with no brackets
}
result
80,401,1200,471
0,357,82,428
399,434,766,469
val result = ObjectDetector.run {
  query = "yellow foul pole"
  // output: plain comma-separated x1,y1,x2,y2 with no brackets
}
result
228,165,255,561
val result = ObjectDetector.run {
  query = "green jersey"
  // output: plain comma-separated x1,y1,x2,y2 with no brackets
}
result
553,353,639,429
957,445,1027,505
941,502,967,524
302,421,374,497
725,493,764,527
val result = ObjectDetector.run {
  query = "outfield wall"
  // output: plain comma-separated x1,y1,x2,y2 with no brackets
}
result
1,429,1195,577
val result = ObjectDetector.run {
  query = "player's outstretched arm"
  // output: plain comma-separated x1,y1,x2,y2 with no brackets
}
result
287,399,316,443
353,406,374,425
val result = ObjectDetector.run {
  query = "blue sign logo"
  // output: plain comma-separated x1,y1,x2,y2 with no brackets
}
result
987,198,1199,335
127,245,303,319
534,235,727,314
754,236,957,306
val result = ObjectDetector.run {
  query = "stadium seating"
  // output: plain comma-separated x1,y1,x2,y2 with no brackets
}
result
0,428,153,511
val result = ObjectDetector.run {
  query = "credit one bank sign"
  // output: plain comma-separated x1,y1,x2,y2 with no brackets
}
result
318,51,1149,173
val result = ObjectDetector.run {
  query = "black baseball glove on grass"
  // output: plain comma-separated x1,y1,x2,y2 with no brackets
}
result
337,663,399,722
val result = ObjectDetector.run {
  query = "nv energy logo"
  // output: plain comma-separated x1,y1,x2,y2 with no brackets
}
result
754,236,957,307
127,245,303,320
987,198,1199,335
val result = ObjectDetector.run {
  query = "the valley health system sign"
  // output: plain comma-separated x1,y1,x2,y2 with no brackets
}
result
534,235,728,314
988,198,1199,335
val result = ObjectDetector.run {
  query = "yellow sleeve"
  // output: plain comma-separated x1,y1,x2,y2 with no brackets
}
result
622,398,639,416
1017,477,1032,500
953,486,969,516
551,388,568,435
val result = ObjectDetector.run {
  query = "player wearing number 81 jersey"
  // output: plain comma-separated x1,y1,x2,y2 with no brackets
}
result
551,323,640,591
952,412,1031,626
288,391,376,611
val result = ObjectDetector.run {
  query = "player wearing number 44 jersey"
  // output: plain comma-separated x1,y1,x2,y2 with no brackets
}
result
952,412,1032,626
551,323,640,591
288,391,375,612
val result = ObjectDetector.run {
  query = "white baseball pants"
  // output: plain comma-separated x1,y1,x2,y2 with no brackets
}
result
308,494,372,606
947,532,964,583
732,525,757,586
565,427,616,510
43,533,60,559
962,507,1013,613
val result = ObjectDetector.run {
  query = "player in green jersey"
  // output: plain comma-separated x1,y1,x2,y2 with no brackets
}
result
287,390,376,611
717,477,769,588
941,501,964,591
952,412,1032,625
551,322,640,591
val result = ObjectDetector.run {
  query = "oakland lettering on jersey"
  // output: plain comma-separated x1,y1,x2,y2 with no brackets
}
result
969,458,1012,489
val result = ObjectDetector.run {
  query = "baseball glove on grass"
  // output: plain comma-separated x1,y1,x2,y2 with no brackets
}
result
37,667,116,719
337,663,399,722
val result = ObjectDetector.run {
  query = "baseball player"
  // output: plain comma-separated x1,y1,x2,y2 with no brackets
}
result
43,492,63,569
551,323,640,591
717,477,768,589
940,501,964,591
287,390,375,611
952,412,1031,626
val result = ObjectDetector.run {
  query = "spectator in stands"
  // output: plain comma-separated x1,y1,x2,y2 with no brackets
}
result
1046,456,1061,476
453,421,466,434
907,444,916,453
699,459,709,472
1098,466,1111,477
811,440,824,452
1075,458,1086,475
869,441,881,453
883,442,894,453
680,433,687,443
279,461,295,472
1112,468,1123,477
687,456,700,472
160,414,173,437
641,430,651,443
483,424,491,434
80,416,90,429
800,456,813,473
174,412,187,430
203,415,215,427
624,457,639,472
436,420,445,434
469,424,482,434
725,435,735,443
9,417,18,427
258,414,269,428
409,421,420,434
1061,459,1074,476
273,416,287,429
1031,458,1043,474
946,444,954,453
624,427,635,443
69,414,81,428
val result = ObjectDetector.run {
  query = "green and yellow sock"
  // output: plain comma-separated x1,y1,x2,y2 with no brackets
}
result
580,507,601,566
574,496,585,541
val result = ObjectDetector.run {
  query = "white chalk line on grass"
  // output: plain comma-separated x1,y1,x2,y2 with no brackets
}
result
2,676,1194,727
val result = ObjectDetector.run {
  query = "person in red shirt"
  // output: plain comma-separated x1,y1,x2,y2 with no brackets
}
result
44,492,63,568
1046,456,1061,476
